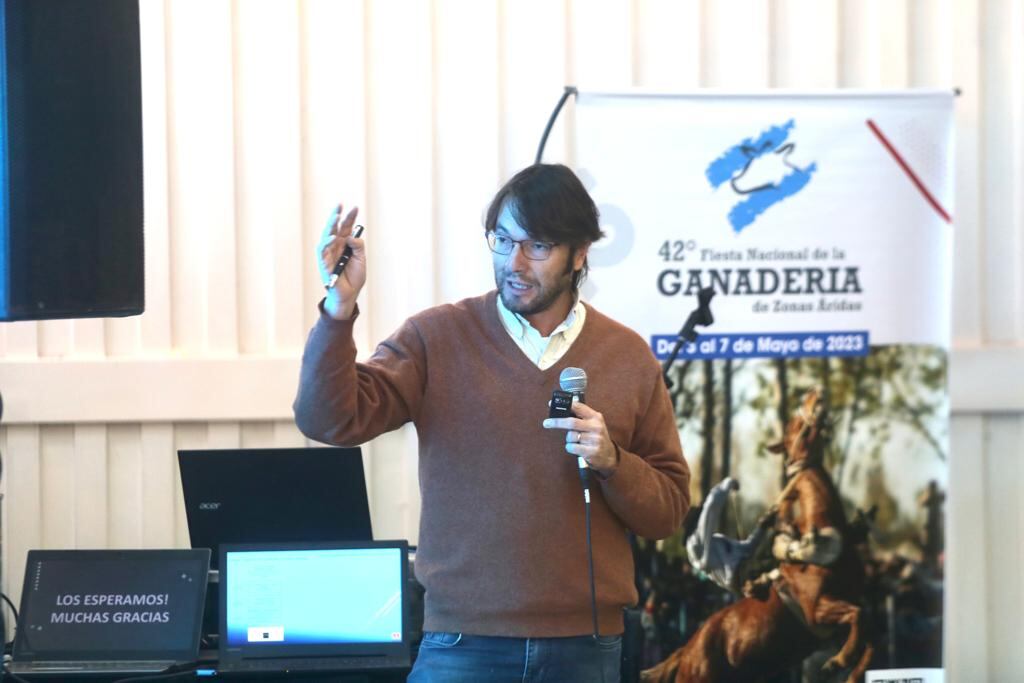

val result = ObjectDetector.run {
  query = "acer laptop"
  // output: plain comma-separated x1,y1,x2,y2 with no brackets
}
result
217,541,411,676
9,549,210,677
177,447,373,570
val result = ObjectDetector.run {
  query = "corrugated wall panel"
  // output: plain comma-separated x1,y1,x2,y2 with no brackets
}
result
1,426,40,641
298,0,369,337
234,0,304,355
39,426,75,550
0,321,37,358
982,0,1024,342
0,2,1022,677
953,0,984,345
166,0,238,353
136,0,174,356
171,425,216,551
433,0,502,304
499,1,569,171
38,320,71,359
984,415,1024,681
364,0,436,343
772,0,839,88
909,0,953,88
73,425,108,548
107,424,144,549
877,1,911,88
570,0,633,87
633,0,702,89
703,0,771,87
139,424,178,550
946,414,988,681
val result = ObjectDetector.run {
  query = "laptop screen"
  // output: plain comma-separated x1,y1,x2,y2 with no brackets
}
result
178,447,373,570
13,549,210,662
219,541,408,663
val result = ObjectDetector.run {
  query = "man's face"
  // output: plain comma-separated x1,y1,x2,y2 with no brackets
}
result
491,201,587,319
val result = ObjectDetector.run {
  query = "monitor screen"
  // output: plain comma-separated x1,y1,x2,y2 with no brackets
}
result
220,542,408,662
14,549,209,662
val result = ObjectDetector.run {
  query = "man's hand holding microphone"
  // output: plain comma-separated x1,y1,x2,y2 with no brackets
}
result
544,401,620,476
543,369,620,478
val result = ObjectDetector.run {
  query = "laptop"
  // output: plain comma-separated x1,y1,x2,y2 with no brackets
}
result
9,549,210,677
177,447,373,570
217,541,411,676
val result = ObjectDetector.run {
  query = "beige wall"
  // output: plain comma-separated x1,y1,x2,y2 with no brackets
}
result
1,0,1022,679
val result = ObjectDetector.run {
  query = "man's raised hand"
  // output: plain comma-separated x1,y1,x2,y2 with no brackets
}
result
317,204,365,320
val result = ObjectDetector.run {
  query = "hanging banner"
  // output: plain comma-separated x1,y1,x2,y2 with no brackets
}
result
575,91,952,682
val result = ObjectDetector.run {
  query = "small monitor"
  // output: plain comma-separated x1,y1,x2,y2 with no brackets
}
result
12,549,209,667
218,541,410,673
177,447,373,569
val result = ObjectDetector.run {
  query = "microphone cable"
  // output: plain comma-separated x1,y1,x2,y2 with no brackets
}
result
576,462,606,683
555,369,612,681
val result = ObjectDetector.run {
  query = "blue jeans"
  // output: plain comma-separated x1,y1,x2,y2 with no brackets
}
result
408,631,622,683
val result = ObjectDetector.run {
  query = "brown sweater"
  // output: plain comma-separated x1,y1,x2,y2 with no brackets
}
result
293,291,690,637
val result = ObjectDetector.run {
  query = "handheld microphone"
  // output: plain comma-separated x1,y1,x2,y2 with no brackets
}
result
559,367,589,471
559,367,586,403
557,369,603,654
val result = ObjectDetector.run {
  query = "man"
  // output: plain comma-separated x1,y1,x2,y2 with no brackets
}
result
685,477,776,594
294,164,690,682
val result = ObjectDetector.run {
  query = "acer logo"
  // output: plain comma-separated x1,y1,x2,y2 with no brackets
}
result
198,502,221,511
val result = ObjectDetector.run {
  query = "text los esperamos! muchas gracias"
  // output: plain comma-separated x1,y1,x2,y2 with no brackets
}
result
50,593,173,624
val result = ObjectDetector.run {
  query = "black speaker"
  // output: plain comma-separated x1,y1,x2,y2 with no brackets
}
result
0,0,143,321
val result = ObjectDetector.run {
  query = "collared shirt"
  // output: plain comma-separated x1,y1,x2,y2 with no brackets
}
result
496,294,587,370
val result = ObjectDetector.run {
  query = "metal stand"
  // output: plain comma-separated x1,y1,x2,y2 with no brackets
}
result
661,288,716,388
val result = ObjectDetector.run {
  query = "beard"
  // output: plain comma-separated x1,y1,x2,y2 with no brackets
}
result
495,268,574,317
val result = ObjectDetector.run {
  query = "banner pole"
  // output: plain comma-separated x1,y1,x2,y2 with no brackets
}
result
535,86,577,164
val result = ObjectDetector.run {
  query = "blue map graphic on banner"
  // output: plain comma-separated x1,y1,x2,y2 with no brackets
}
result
706,119,817,233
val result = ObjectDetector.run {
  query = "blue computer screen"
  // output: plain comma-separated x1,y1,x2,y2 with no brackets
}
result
224,547,403,647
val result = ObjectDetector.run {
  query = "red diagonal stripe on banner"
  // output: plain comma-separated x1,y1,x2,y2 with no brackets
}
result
866,119,952,224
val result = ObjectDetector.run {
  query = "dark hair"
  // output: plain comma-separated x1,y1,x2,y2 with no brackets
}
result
484,164,604,289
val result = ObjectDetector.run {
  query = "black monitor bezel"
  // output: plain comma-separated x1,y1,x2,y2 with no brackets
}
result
12,548,211,663
177,446,373,570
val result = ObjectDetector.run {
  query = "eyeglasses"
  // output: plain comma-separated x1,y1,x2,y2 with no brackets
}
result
486,231,558,261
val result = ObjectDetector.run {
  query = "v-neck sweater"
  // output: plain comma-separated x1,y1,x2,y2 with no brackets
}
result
294,290,690,637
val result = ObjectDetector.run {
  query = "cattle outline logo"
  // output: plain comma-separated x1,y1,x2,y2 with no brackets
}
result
705,119,817,233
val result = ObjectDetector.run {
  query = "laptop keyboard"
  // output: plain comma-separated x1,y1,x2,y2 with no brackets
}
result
228,655,408,672
16,660,174,672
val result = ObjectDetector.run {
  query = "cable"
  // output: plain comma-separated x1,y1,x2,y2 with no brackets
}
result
3,661,34,683
578,467,607,683
1,592,18,650
1,593,18,627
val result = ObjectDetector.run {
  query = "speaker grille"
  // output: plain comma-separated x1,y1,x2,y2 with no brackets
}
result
1,0,144,321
